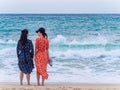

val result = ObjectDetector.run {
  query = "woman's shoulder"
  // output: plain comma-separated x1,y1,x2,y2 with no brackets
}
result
36,37,44,41
27,39,32,43
36,37,40,41
27,39,31,41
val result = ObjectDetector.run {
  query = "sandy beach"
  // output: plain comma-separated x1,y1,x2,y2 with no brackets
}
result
1,83,120,90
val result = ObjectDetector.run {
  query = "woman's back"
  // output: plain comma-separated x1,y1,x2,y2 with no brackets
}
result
35,36,49,52
17,39,34,74
17,39,34,60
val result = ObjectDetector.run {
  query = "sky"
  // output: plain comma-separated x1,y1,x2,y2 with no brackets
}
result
0,0,120,14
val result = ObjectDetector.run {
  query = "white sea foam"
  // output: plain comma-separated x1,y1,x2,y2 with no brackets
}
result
50,35,67,44
0,39,16,44
0,44,120,83
50,48,120,59
50,34,118,45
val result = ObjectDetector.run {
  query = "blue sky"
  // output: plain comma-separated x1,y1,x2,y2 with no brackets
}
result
0,0,120,14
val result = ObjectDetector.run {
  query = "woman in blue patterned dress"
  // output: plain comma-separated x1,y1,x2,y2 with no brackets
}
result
17,29,34,85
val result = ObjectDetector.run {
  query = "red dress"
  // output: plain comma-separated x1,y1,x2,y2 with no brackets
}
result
35,36,49,79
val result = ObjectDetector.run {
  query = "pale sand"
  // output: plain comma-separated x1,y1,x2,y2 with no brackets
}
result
1,83,120,90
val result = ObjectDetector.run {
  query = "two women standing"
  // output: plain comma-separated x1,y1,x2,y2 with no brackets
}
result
17,27,50,86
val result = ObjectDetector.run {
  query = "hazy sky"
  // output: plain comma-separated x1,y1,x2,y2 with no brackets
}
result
0,0,120,14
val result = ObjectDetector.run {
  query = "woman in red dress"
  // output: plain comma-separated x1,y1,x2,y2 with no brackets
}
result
35,27,50,86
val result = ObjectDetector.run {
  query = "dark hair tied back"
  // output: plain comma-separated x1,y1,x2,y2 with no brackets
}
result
36,27,48,38
44,32,48,38
19,29,28,45
21,29,28,34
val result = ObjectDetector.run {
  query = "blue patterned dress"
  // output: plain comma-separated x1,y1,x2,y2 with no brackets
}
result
17,39,34,74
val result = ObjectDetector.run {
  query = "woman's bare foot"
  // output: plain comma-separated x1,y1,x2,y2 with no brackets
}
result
37,83,40,86
42,82,44,86
27,83,30,85
20,82,23,85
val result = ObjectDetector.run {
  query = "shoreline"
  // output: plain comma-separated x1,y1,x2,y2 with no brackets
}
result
1,83,120,90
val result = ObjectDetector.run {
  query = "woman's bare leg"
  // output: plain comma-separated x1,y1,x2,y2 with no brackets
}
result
26,74,30,85
42,77,45,86
36,72,40,86
20,71,24,85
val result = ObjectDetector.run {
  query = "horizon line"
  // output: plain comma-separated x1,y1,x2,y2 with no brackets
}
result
0,13,120,15
0,12,120,14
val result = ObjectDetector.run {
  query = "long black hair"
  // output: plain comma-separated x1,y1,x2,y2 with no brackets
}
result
19,29,28,45
36,27,48,38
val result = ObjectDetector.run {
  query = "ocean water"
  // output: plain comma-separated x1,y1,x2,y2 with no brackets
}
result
1,14,120,83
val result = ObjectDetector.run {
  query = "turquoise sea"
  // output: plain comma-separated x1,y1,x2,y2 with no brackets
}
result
1,14,120,83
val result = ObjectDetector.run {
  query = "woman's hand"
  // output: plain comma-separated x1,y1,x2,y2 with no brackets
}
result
48,58,52,66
